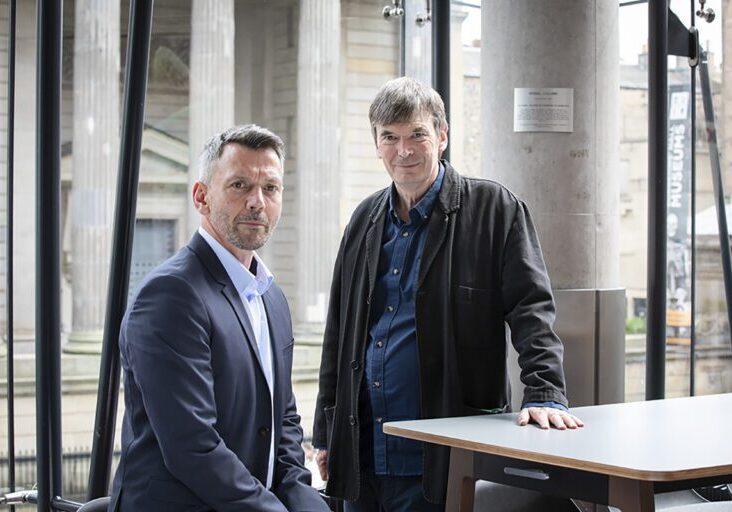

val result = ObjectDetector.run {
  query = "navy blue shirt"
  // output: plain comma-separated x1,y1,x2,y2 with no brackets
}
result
362,166,445,476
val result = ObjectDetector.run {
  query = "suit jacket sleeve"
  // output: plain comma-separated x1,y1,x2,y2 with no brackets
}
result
501,200,568,407
271,367,330,511
123,274,289,512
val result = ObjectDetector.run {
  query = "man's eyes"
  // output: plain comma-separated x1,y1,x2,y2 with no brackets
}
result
380,133,428,143
229,181,281,193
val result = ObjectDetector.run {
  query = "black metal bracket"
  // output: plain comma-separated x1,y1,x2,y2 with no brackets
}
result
667,9,699,66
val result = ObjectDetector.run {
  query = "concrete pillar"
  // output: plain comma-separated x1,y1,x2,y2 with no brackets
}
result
295,0,340,328
482,0,619,290
188,0,235,235
65,0,120,354
482,1,623,407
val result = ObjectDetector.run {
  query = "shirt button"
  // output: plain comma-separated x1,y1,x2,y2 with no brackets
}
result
373,381,381,388
376,340,384,348
402,231,409,237
392,268,400,275
376,417,383,423
350,360,360,370
386,305,394,312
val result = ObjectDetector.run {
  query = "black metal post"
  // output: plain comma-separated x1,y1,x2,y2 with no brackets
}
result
432,0,449,160
698,51,732,354
646,0,668,401
689,1,696,397
399,6,406,77
35,0,63,510
6,1,16,510
87,0,154,499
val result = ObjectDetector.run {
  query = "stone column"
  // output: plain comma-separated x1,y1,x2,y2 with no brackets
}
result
482,1,624,407
295,0,340,329
65,0,120,354
188,0,235,235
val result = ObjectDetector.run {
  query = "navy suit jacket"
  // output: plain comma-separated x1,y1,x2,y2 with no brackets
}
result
109,233,328,512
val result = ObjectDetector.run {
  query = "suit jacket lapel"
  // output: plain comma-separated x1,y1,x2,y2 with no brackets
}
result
220,285,265,373
188,233,266,376
262,291,288,398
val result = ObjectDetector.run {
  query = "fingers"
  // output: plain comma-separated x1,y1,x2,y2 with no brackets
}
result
315,449,329,481
548,411,567,430
517,408,530,426
530,408,551,430
520,407,585,430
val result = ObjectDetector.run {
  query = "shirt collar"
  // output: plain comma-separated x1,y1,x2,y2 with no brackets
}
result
198,227,274,299
388,163,445,225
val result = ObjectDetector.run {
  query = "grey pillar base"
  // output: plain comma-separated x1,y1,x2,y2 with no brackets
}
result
1,331,37,355
64,330,104,355
293,322,326,383
508,288,626,410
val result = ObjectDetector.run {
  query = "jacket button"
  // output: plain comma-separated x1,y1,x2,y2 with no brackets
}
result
350,360,360,370
259,427,270,437
349,415,357,426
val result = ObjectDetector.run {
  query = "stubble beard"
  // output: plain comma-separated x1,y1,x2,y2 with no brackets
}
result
214,211,279,252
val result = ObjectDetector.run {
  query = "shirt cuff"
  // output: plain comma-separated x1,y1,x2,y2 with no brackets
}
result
521,401,568,411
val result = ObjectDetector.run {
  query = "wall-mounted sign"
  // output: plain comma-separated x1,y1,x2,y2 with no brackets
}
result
513,88,574,133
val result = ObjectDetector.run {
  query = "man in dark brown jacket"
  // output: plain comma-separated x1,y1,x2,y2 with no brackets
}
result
313,77,582,511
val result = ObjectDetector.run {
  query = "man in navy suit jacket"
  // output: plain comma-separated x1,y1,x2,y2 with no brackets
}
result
109,125,330,512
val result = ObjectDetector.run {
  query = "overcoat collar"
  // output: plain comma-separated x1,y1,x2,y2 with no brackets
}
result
364,160,461,295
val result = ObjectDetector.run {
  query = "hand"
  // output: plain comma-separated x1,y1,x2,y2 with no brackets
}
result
315,449,329,481
517,407,584,430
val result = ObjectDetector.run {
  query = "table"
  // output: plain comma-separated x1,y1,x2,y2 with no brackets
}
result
383,393,732,511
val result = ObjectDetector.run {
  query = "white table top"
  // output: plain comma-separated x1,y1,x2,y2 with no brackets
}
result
383,393,732,481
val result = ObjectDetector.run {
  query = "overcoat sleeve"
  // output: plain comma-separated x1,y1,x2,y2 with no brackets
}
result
272,351,331,511
312,228,348,449
501,200,568,407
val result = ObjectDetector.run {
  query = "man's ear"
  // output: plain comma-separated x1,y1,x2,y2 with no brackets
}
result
192,181,209,215
438,126,449,154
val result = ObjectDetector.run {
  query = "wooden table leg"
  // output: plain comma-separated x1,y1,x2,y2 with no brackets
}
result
608,476,655,512
445,448,475,512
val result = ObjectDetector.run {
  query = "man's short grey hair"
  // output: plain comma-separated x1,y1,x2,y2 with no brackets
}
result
368,77,448,142
198,124,285,184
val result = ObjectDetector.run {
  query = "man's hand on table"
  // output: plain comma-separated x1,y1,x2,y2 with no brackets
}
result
517,407,584,430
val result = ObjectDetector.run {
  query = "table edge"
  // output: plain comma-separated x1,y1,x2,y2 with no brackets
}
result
383,424,732,482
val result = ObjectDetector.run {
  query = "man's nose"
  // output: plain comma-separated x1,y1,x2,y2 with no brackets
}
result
396,138,413,157
246,187,265,210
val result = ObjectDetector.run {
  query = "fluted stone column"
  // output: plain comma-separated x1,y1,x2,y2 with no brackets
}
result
482,1,624,407
295,0,340,329
65,0,120,354
187,0,235,235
